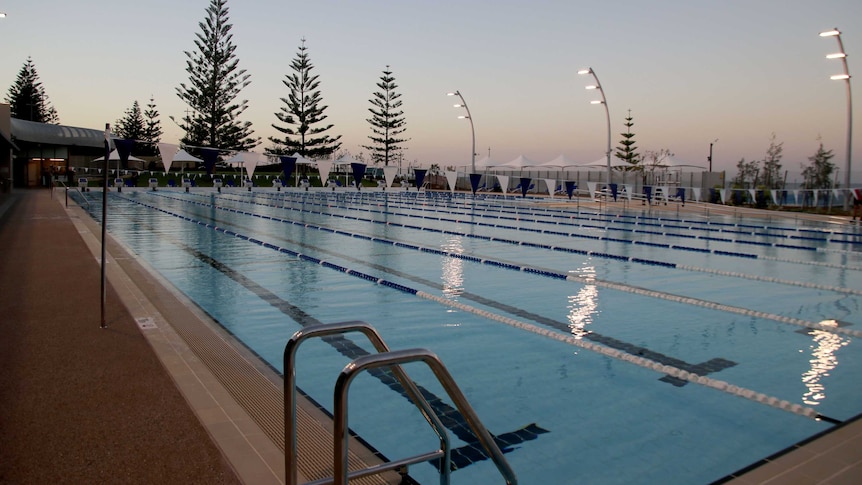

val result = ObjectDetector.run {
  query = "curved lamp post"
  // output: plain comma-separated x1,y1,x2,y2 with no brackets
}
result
820,28,853,211
578,68,612,187
447,91,476,173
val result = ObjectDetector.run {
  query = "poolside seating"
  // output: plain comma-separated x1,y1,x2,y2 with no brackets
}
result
508,183,534,193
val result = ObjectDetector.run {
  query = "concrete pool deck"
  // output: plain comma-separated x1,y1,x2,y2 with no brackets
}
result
0,187,859,484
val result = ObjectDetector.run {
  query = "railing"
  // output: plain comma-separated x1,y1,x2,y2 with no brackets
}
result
57,181,89,210
284,321,517,485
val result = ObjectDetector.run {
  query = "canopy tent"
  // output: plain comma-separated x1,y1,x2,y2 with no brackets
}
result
497,155,538,170
661,157,707,170
173,149,203,164
91,149,145,163
224,151,268,179
474,156,502,170
334,154,361,167
291,152,315,165
539,154,581,169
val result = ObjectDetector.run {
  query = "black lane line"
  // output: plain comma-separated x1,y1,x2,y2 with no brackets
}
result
195,201,738,387
129,214,549,471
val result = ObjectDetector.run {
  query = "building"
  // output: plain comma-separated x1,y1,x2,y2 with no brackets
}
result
4,106,108,188
0,104,18,193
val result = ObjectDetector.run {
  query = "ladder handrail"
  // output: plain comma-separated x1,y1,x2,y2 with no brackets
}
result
284,321,451,485
333,348,517,485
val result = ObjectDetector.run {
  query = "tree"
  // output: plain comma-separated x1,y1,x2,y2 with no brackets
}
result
614,109,640,171
114,101,145,142
732,158,760,188
174,0,258,152
4,57,59,123
642,148,674,172
801,142,835,190
361,66,408,166
761,132,784,189
267,39,341,159
141,96,163,155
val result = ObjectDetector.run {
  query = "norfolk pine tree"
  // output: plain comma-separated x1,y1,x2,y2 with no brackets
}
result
362,66,408,166
5,57,59,123
174,0,258,151
268,39,341,159
115,101,145,142
614,110,640,171
142,96,163,156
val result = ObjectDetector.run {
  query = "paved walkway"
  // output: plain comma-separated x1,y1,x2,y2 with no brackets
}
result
0,189,240,484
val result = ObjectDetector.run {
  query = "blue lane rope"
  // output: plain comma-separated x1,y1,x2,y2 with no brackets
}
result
159,191,862,294
122,192,862,334
226,190,862,265
107,191,833,421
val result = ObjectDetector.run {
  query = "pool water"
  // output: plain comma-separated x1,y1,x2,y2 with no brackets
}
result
79,188,862,484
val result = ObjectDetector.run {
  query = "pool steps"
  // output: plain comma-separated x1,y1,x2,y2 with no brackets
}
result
284,321,517,485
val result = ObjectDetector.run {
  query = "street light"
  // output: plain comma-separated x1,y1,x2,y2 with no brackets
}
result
708,139,718,172
820,28,853,211
447,91,476,173
578,68,612,187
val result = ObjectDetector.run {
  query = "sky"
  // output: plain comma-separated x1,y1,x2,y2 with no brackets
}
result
1,0,860,183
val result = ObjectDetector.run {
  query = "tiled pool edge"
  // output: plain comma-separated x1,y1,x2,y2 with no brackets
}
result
66,195,404,485
66,200,288,484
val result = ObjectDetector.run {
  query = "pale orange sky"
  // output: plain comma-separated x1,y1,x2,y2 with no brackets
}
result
1,0,860,183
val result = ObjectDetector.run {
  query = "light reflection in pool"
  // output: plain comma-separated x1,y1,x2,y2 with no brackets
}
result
801,320,851,405
567,263,598,338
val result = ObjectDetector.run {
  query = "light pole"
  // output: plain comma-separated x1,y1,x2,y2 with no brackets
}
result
447,91,476,173
820,28,853,211
578,68,612,187
708,139,718,172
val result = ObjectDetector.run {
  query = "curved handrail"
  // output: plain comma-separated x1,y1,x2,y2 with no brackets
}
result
57,181,89,209
334,348,517,485
284,321,450,485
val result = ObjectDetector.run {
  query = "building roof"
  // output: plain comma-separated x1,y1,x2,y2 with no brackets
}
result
0,128,18,150
10,118,107,149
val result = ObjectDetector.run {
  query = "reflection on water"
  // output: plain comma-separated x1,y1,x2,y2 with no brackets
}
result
440,235,464,299
568,264,599,338
801,320,851,406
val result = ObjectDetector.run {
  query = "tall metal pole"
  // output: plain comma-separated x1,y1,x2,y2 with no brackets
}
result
708,139,718,172
448,91,476,173
579,68,612,187
821,28,853,211
101,124,110,328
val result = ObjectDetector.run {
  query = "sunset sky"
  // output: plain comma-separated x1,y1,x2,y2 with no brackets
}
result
1,0,860,183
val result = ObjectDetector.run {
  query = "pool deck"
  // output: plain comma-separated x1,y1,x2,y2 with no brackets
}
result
0,187,860,484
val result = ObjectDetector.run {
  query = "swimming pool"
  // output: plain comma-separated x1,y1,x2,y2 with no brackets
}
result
77,188,862,484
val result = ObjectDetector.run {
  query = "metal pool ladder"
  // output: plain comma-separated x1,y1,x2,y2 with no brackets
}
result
284,321,517,485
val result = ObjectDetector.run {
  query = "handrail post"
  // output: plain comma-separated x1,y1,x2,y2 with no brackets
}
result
284,322,450,485
335,348,517,485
